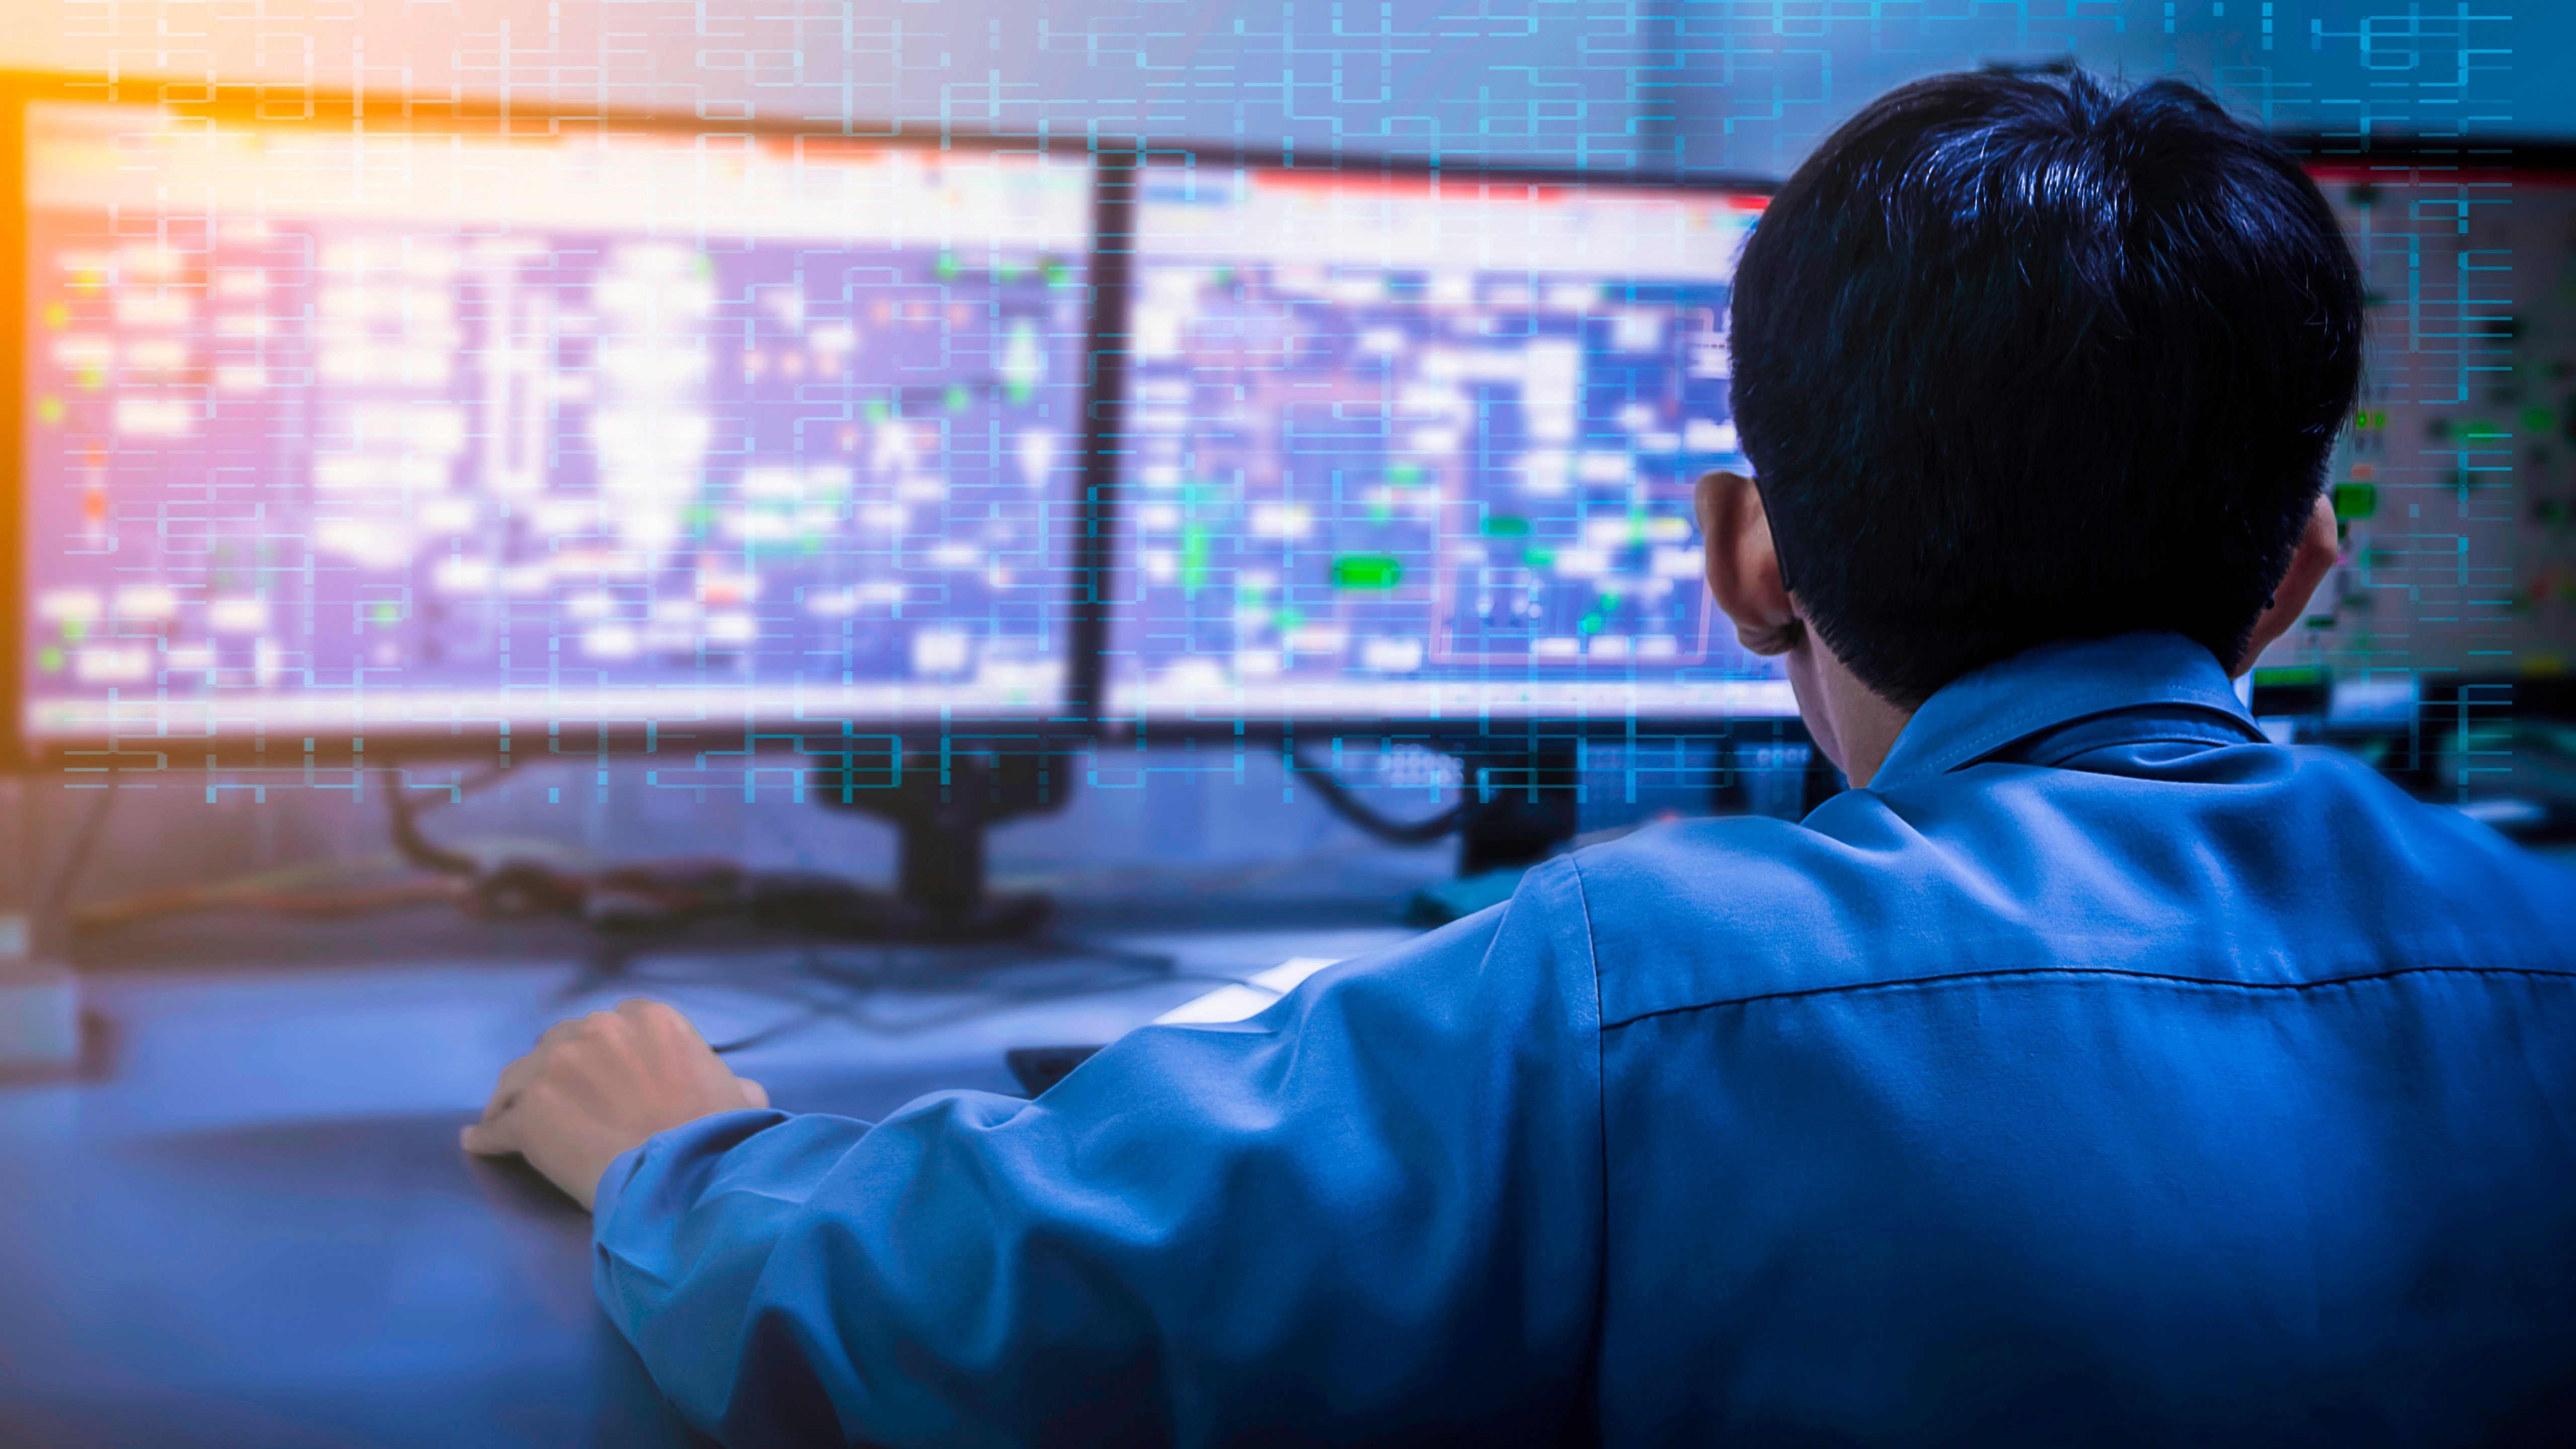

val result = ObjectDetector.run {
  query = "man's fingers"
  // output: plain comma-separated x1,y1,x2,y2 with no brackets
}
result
460,1116,513,1156
739,1077,770,1109
480,1009,624,1125
480,1045,554,1125
621,997,707,1049
540,1012,607,1048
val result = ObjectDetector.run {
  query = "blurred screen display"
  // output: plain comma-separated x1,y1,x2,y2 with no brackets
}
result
20,101,1093,745
1105,164,1793,725
2256,159,2576,710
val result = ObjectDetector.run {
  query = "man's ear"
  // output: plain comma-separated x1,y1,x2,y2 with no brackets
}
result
1696,469,1803,656
2234,493,2342,677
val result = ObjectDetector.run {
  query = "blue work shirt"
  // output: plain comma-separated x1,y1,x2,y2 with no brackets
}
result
594,633,2576,1445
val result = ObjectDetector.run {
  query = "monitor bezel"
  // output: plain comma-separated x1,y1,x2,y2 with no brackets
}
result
1084,142,1785,745
0,68,1121,770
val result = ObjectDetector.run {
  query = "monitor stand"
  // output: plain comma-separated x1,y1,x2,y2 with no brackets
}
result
1453,742,1581,876
805,746,1068,944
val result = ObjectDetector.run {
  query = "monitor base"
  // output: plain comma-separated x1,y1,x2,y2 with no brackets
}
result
720,869,1052,945
807,745,1072,945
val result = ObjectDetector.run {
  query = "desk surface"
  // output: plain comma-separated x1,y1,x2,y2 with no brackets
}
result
0,923,1414,1448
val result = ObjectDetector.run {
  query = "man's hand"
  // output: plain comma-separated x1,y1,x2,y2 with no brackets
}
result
463,998,769,1211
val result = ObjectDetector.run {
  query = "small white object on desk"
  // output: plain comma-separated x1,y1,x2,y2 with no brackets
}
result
0,959,78,1073
1154,957,1344,1026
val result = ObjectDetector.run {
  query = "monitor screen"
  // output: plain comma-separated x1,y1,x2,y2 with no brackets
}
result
17,100,1094,752
2253,153,2576,711
1103,164,1791,729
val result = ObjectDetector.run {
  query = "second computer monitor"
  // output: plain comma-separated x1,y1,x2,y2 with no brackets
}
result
1105,162,1790,732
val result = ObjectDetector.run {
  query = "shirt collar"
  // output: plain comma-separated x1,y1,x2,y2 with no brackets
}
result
1867,631,2263,792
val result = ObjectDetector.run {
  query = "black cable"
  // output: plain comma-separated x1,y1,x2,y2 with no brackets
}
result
1027,935,1180,973
1286,744,1470,845
707,1006,837,1055
379,766,486,877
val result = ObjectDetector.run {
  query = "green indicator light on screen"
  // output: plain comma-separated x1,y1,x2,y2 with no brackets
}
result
1522,547,1554,568
1483,515,1530,537
1331,554,1404,590
36,397,64,425
60,618,85,641
37,648,62,673
2332,481,2377,521
1579,614,1605,634
371,603,399,625
935,252,959,281
1181,527,1210,596
2251,666,2324,686
944,384,971,412
1387,463,1427,487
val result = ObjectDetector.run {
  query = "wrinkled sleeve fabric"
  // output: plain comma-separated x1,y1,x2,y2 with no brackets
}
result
590,858,1606,1448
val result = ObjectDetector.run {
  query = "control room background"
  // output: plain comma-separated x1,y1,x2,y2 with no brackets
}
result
0,0,2558,939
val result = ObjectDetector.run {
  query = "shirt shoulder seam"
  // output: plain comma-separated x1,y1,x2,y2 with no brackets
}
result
1559,851,1613,1426
1600,962,2576,1032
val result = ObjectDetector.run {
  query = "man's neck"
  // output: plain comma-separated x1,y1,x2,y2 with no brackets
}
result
1788,641,1916,790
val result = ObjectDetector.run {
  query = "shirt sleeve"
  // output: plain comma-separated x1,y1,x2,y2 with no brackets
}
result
589,857,1606,1448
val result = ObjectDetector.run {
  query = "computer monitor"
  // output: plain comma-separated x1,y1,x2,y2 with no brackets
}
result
9,83,1096,764
2257,143,2576,720
1100,160,1791,734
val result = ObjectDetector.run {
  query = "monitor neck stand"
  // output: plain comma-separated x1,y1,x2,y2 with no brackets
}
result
1454,742,1580,877
810,749,1065,943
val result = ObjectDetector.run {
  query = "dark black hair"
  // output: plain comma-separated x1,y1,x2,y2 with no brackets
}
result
1726,67,2363,705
